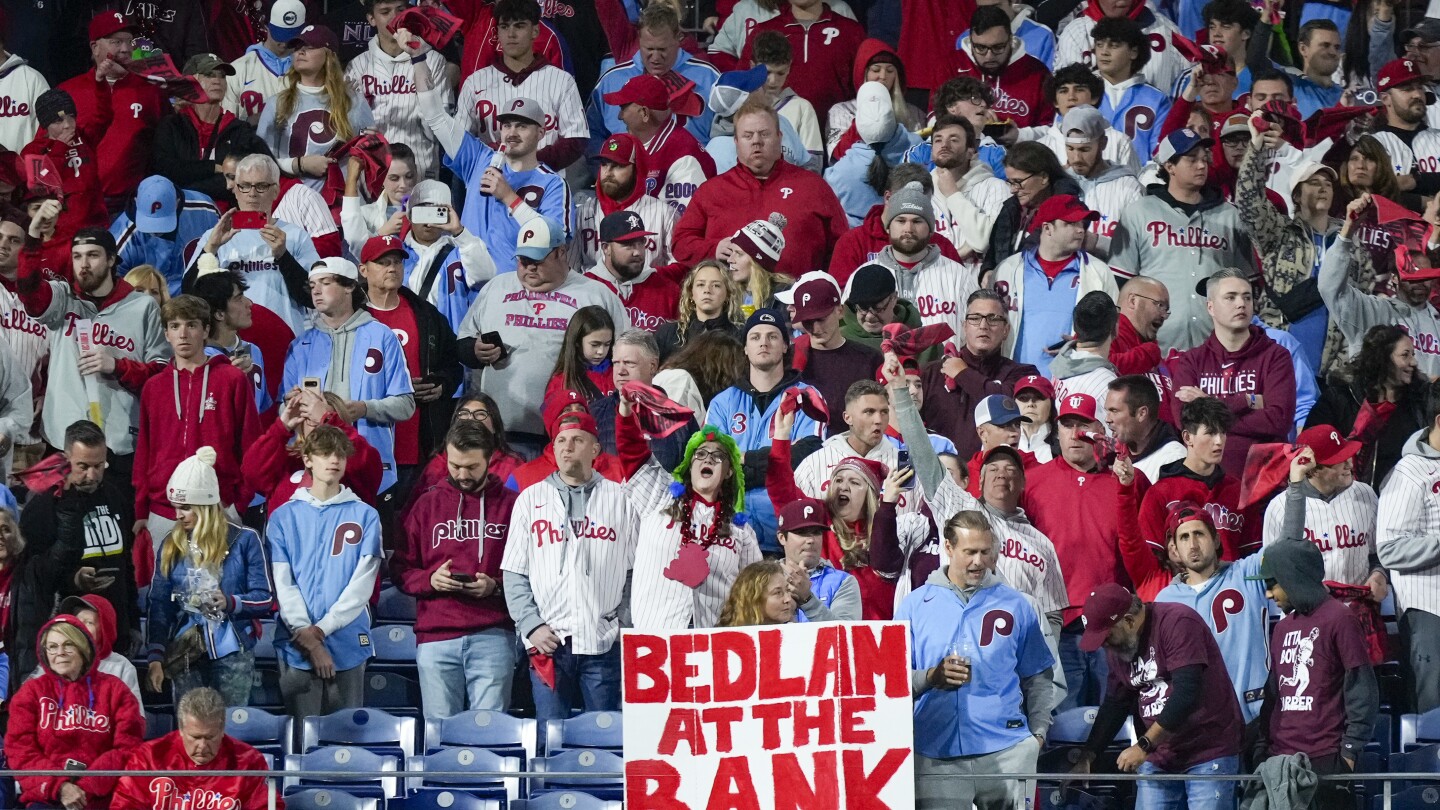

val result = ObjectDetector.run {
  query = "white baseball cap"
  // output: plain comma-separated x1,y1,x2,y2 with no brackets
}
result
774,270,841,305
309,257,359,281
268,0,306,42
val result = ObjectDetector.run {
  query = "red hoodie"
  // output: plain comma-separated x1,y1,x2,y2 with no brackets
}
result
1138,457,1259,560
448,0,566,78
899,0,978,92
953,46,1055,130
133,355,262,520
22,88,112,236
239,413,384,517
56,72,167,203
392,473,517,643
401,449,524,526
6,616,145,808
743,4,868,115
111,734,277,810
828,204,963,285
1169,324,1296,480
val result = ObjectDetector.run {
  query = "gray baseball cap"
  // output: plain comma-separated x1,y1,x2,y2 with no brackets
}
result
1061,105,1107,145
497,97,545,127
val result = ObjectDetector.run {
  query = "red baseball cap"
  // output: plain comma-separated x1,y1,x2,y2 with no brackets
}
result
1014,374,1054,399
550,409,598,440
1028,194,1099,234
543,390,589,437
792,278,841,322
1378,58,1428,91
777,497,829,532
1056,393,1098,423
1079,583,1135,652
90,10,138,41
598,133,641,165
1296,424,1362,466
1164,500,1216,542
361,234,407,265
603,75,669,110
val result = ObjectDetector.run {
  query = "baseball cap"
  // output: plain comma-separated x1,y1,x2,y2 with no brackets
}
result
791,278,841,322
775,270,840,306
515,216,566,262
845,263,898,310
1078,583,1135,652
361,234,407,264
1028,194,1099,234
269,0,307,42
1164,500,1216,541
309,257,359,281
1296,424,1363,466
603,75,669,110
1056,393,1098,423
598,133,640,165
777,497,829,533
1014,374,1054,399
600,210,653,243
407,179,452,211
288,24,339,52
973,394,1028,427
551,409,598,440
1061,105,1107,145
89,10,138,42
542,389,588,436
497,97,545,126
1220,111,1251,139
1155,128,1213,165
1402,17,1440,44
72,229,117,257
744,307,790,345
182,53,236,77
709,65,769,117
135,176,178,234
855,81,897,146
981,443,1025,469
1378,58,1428,91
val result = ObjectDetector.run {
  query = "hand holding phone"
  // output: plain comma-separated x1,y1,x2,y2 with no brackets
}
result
232,211,267,230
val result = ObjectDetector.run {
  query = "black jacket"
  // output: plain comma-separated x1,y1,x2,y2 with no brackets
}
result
392,287,463,460
151,112,257,205
1306,374,1428,487
654,316,745,363
983,175,1083,273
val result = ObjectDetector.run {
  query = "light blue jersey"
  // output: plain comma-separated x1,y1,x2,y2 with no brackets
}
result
204,341,272,414
445,137,573,274
793,566,853,624
111,190,220,295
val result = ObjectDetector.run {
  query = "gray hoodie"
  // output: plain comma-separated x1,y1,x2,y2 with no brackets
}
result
315,308,416,427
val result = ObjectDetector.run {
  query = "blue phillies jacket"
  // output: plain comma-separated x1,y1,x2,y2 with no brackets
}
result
111,190,221,295
794,565,854,623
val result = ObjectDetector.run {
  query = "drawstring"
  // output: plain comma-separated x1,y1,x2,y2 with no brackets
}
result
172,364,212,424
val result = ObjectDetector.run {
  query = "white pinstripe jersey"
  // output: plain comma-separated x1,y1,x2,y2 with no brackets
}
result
1378,449,1440,617
630,498,763,630
0,283,48,444
1073,168,1144,241
224,50,288,122
455,63,588,150
1053,364,1117,429
1054,11,1187,99
1263,482,1378,587
570,190,674,272
275,183,339,241
1370,129,1440,177
1024,120,1141,172
345,42,452,179
795,432,926,515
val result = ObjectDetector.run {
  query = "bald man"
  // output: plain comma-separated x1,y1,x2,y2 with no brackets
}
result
1111,276,1170,376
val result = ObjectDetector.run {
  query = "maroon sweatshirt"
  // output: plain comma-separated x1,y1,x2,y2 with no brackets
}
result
1169,325,1296,480
392,473,517,643
919,348,1040,461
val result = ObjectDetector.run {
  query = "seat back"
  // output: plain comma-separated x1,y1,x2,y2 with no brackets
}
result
376,587,417,622
283,789,380,810
543,712,622,755
302,708,419,760
533,751,624,800
228,706,293,757
365,672,422,711
1389,742,1440,793
390,792,502,810
371,625,418,662
1373,785,1440,810
283,747,400,799
425,711,538,763
405,748,520,802
146,712,175,740
513,792,622,810
1046,707,1133,748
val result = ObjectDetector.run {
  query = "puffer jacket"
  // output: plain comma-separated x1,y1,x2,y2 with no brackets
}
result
984,175,1083,272
1236,144,1375,376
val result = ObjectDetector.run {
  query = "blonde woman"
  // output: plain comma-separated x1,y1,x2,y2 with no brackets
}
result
717,561,795,626
124,264,169,308
654,260,746,362
256,25,375,194
146,448,273,705
726,214,793,316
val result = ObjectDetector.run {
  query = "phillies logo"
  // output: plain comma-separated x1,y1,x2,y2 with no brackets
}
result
130,102,144,119
148,779,240,810
916,295,957,319
363,347,384,373
1000,537,1046,571
37,698,111,732
150,200,164,215
0,97,30,118
1145,222,1231,250
1204,501,1244,532
517,185,546,208
1210,588,1245,633
533,302,547,315
63,313,138,352
390,328,409,347
780,187,794,199
509,98,527,113
979,610,1014,646
1124,106,1156,139
821,27,839,45
360,74,416,101
331,522,364,555
531,519,618,546
990,90,1030,119
1146,32,1167,53
432,516,491,547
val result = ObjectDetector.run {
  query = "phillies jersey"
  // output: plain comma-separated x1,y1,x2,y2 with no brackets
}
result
1369,126,1440,177
0,282,48,445
57,71,166,200
571,190,674,272
1377,444,1440,619
187,221,321,339
795,432,925,515
224,45,290,121
256,87,377,193
642,117,716,218
1100,76,1170,162
954,41,1055,130
868,246,980,338
1073,163,1144,242
582,261,681,333
1263,482,1378,587
1019,117,1140,171
399,230,496,333
631,498,762,629
345,42,452,179
456,60,588,152
1054,3,1187,96
0,53,47,153
110,734,271,810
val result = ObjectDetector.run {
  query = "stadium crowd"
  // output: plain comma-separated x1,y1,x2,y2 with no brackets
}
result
2,0,1440,806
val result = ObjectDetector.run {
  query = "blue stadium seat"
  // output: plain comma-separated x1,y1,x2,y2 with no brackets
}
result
1402,710,1440,752
1045,707,1136,748
227,706,293,758
253,621,277,661
1373,785,1440,809
510,792,621,810
283,747,400,799
390,791,502,810
377,587,417,623
543,712,622,755
1373,713,1395,759
146,712,174,740
531,750,624,801
425,711,538,764
302,708,420,760
365,672,423,714
1389,742,1440,792
404,747,521,802
1038,786,1110,810
371,624,419,671
284,789,381,810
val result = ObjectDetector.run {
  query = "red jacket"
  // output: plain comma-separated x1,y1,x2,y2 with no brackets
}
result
954,47,1054,130
1138,458,1259,560
674,159,849,278
449,0,566,78
392,474,517,643
899,0,978,91
743,5,868,114
239,413,384,517
21,84,111,235
1117,478,1168,600
828,203,962,285
111,734,277,810
1022,457,1151,623
133,355,261,520
6,616,145,808
56,72,166,202
1110,314,1178,427
1169,325,1296,480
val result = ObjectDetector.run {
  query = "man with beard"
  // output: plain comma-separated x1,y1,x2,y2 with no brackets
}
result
865,182,976,336
1063,105,1141,259
572,134,674,272
10,420,139,695
1073,582,1245,809
929,116,1010,269
1292,21,1344,117
601,74,717,218
956,6,1054,130
1370,58,1440,189
582,213,680,333
392,421,518,718
17,221,168,493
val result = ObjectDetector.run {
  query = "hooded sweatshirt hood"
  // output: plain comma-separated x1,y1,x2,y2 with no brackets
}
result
597,135,651,215
925,565,1002,602
1049,343,1116,379
57,595,117,661
36,614,97,679
1083,0,1152,23
290,483,362,508
852,39,907,91
1402,428,1440,460
1262,539,1329,614
1076,159,1138,188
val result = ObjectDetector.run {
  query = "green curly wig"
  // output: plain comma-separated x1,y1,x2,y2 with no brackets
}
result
671,425,746,515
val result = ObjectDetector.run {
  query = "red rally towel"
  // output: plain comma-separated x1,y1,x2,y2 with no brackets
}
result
1238,442,1302,511
880,322,955,359
389,7,464,51
777,386,830,433
17,452,68,497
621,381,695,439
1327,582,1390,665
529,649,556,690
328,132,392,197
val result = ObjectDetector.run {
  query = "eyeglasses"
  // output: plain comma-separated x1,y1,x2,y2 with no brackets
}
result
44,642,80,654
235,182,275,194
970,42,1010,56
692,450,728,465
854,297,894,314
965,314,1008,326
1006,173,1036,190
1131,293,1171,313
456,408,491,422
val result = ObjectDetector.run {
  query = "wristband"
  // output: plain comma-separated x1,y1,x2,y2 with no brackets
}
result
508,196,523,211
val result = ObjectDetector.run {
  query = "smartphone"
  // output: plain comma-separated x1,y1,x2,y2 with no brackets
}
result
303,377,322,391
480,331,509,362
411,205,448,225
897,448,915,489
232,211,267,230
95,568,119,578
451,573,476,584
982,121,1011,139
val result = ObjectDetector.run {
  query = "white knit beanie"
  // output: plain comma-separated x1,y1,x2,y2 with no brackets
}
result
166,447,221,506
730,213,787,272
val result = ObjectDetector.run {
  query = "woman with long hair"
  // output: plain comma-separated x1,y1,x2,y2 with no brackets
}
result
653,331,747,416
124,264,169,308
717,561,796,627
402,394,526,520
726,215,793,316
985,141,1080,276
145,448,273,705
256,25,375,195
340,142,419,258
1309,324,1428,486
1015,377,1058,464
545,306,617,404
655,260,747,362
1338,136,1412,292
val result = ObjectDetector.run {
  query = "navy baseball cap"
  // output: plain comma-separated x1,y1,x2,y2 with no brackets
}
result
973,394,1028,427
745,307,790,345
1155,128,1213,165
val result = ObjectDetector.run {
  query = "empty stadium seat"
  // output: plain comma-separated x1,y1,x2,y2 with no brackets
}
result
1045,707,1136,748
302,708,420,761
1038,786,1110,810
390,791,502,810
425,711,538,764
511,792,621,810
146,712,174,740
404,747,521,802
253,621,277,661
283,746,400,799
1388,742,1440,793
543,712,621,755
284,788,381,810
365,672,422,714
376,587,417,623
1373,785,1440,809
1401,710,1440,752
250,667,284,710
371,624,418,665
531,750,624,801
227,706,293,758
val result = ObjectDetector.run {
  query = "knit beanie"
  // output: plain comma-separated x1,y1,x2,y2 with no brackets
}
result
855,80,897,146
730,213,787,272
35,89,77,129
832,456,886,493
883,181,934,230
167,447,221,506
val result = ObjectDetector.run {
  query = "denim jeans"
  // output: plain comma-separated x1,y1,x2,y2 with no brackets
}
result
171,649,256,707
416,627,517,720
1136,755,1239,810
1057,626,1108,712
529,639,621,721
